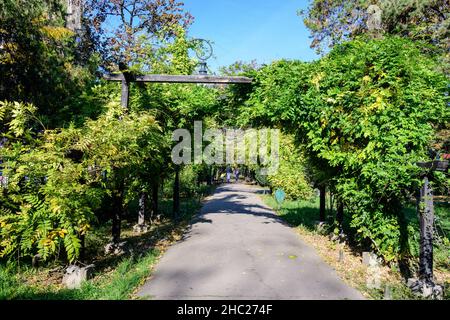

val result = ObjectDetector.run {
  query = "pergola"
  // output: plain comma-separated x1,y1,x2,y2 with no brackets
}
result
104,72,253,223
104,73,252,109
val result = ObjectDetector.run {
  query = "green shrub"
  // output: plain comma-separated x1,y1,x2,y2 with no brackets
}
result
245,36,448,262
0,102,163,263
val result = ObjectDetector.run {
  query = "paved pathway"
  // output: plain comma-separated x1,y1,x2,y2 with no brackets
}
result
137,184,364,300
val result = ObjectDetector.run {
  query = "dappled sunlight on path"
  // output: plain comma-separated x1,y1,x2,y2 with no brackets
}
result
137,184,365,300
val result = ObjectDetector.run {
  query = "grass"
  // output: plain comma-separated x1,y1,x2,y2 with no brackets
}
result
264,196,323,229
262,194,450,300
1,249,160,300
0,193,211,300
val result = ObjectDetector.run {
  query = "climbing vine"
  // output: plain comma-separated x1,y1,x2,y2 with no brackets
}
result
241,36,448,262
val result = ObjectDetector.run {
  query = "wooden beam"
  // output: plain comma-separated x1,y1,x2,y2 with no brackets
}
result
417,160,449,172
104,74,252,84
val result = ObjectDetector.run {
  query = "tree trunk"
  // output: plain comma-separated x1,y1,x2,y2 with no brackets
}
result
111,180,124,244
111,192,123,244
418,175,434,283
79,234,86,262
329,191,334,216
151,180,159,222
398,207,412,279
173,167,180,220
207,167,213,186
216,168,221,182
65,0,82,32
319,185,326,222
138,191,146,226
337,201,344,228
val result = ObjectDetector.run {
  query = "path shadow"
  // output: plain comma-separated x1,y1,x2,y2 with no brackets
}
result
168,186,292,244
202,194,289,225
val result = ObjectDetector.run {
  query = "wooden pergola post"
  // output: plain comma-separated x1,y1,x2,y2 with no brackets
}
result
417,174,434,284
119,71,137,110
121,78,130,109
416,160,449,286
407,159,449,299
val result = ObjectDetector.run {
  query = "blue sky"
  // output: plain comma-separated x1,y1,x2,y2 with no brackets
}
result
183,0,318,71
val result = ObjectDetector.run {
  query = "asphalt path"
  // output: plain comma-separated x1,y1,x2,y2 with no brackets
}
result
137,184,364,300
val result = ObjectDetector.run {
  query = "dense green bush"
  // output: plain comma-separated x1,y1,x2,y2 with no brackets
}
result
0,101,163,262
311,37,447,261
243,36,448,262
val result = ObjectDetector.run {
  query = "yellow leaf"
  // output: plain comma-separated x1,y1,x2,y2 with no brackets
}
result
40,26,74,40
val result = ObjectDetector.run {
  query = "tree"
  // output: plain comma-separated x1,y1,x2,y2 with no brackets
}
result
0,0,216,264
301,0,449,69
83,0,193,71
0,0,98,127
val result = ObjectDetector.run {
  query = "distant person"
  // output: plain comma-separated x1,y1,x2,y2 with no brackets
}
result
226,166,232,183
219,172,226,184
234,167,240,183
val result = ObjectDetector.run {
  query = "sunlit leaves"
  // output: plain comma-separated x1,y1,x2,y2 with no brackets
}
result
0,0,97,126
243,36,448,262
83,0,193,71
0,100,164,263
268,134,314,201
